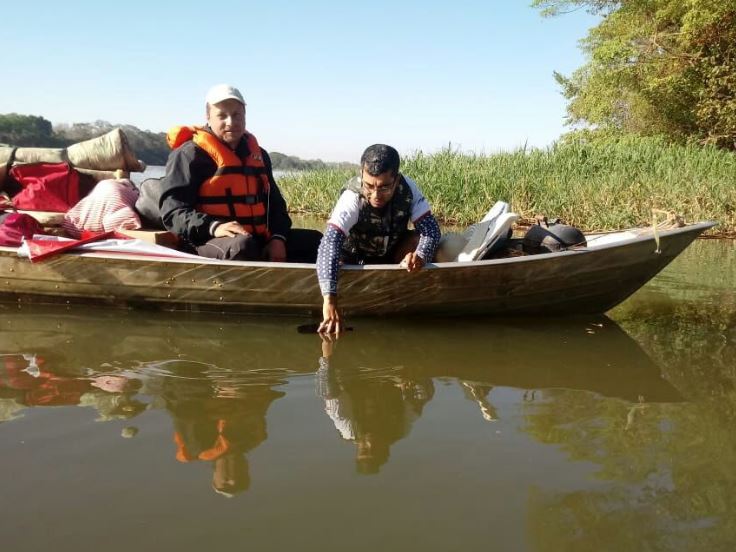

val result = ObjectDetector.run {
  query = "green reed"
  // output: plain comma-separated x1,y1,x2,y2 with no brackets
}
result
279,136,736,234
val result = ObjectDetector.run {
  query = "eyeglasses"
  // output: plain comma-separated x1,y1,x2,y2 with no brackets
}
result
362,178,396,196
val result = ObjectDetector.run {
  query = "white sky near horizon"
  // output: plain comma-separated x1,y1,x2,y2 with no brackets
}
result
1,1,598,163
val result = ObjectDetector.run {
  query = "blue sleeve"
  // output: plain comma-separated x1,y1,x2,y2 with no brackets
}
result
414,213,441,262
316,225,345,296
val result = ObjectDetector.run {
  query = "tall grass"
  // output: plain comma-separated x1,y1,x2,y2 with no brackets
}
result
279,136,736,234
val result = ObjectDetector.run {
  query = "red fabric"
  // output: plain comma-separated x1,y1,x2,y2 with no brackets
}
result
0,359,90,407
25,231,114,262
23,231,134,263
0,212,46,247
9,162,81,212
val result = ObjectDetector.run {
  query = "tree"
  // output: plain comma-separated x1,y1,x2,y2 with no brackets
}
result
0,113,56,146
534,0,736,149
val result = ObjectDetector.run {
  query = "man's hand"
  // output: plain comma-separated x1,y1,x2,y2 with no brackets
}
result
399,252,425,273
318,295,343,334
319,333,335,357
214,221,250,238
263,239,287,262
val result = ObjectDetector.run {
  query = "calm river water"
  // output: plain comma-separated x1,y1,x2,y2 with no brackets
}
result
0,239,734,552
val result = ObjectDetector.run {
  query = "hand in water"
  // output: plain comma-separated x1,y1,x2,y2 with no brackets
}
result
319,295,344,334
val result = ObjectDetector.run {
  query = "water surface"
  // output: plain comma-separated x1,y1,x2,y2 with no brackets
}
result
0,240,734,552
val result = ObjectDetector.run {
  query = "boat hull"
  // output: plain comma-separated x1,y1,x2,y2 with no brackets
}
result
0,222,716,316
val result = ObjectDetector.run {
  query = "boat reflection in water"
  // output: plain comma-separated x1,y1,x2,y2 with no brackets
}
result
0,306,681,495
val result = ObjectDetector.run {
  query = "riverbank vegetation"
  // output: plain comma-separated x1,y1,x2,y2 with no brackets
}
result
280,136,735,235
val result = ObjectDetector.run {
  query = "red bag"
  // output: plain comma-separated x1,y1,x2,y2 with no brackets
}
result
0,212,46,247
9,162,81,212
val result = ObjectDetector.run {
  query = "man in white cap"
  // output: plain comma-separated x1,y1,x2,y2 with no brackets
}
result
158,84,321,261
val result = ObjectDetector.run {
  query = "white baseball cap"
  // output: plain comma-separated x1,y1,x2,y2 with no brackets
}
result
205,84,246,106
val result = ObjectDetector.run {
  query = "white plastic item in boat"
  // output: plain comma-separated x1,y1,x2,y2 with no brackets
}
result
457,201,519,262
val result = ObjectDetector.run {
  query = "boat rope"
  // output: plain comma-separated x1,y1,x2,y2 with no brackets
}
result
651,209,684,254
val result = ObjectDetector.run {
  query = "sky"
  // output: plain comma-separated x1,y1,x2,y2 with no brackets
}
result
1,1,598,162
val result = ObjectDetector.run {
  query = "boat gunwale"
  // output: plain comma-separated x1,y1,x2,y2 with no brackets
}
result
0,220,718,271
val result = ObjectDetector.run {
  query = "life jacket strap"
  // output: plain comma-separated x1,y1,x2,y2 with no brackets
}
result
214,166,268,177
197,193,267,206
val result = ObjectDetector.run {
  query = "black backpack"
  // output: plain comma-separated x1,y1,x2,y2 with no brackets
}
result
522,217,586,254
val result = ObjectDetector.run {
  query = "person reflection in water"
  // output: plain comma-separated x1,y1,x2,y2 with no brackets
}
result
173,417,256,497
163,367,284,497
316,337,434,474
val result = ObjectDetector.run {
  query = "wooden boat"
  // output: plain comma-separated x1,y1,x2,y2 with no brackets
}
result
0,221,716,316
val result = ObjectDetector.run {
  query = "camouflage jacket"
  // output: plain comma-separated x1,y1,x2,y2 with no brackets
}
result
341,174,413,260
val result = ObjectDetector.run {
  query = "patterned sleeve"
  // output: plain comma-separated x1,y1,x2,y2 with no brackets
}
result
414,213,441,262
316,224,345,296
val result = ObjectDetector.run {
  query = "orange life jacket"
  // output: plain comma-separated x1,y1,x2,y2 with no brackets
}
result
167,126,271,238
174,419,231,462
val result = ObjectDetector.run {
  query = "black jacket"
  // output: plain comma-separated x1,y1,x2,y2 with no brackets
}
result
159,131,292,246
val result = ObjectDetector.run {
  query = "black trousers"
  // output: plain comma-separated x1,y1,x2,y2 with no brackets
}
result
196,228,322,263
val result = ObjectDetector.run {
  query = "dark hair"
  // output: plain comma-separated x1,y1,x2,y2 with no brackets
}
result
360,144,400,177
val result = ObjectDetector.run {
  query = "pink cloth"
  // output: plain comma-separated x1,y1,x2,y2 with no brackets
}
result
63,179,141,238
